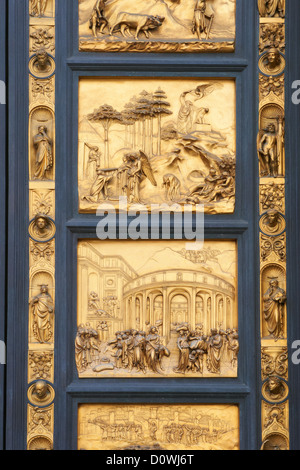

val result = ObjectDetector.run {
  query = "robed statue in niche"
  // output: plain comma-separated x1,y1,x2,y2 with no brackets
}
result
263,278,286,340
30,284,54,344
33,125,53,180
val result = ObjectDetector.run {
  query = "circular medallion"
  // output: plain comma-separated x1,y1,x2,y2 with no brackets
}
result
29,214,56,242
259,210,286,236
262,377,289,403
29,52,55,79
259,49,285,76
28,380,55,407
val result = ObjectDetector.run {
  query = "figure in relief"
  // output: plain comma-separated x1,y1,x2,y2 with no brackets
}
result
79,0,236,53
258,0,285,18
90,0,109,37
79,79,236,213
261,48,284,76
30,285,54,343
177,83,222,134
192,0,214,40
33,126,53,180
30,0,48,17
162,174,181,202
257,117,284,177
263,278,286,339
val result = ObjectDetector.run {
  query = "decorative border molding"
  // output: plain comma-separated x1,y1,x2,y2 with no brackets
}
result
27,0,56,450
257,0,289,450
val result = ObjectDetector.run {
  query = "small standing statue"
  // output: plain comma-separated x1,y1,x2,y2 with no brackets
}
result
30,284,54,343
30,0,48,17
192,0,214,40
263,278,286,340
33,125,53,180
89,0,109,37
258,0,285,18
257,116,284,177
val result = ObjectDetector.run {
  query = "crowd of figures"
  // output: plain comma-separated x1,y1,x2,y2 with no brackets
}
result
107,326,170,374
75,323,102,372
163,423,225,446
88,418,227,447
174,325,239,375
90,419,144,442
75,322,239,375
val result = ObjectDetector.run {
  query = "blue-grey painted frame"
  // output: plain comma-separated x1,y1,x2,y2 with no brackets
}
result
54,0,261,450
0,0,7,452
6,0,299,451
6,0,29,451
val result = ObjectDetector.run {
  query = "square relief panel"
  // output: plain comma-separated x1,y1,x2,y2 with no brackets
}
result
78,77,236,214
76,239,238,378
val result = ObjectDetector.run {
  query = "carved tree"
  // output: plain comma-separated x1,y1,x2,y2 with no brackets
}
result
88,104,123,166
152,88,172,156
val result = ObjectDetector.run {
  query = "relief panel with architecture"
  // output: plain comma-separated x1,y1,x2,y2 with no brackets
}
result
78,403,240,450
76,240,238,378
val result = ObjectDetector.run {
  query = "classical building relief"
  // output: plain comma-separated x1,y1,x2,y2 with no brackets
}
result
78,404,240,450
79,0,236,53
78,78,236,213
76,240,238,378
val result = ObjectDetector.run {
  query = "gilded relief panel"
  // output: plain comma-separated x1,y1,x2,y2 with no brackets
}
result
78,404,240,450
78,77,236,214
76,240,238,378
78,0,236,53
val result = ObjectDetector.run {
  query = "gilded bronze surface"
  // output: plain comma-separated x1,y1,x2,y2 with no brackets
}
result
257,2,289,447
78,77,236,213
78,0,236,53
78,403,240,450
28,0,56,450
76,240,238,378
